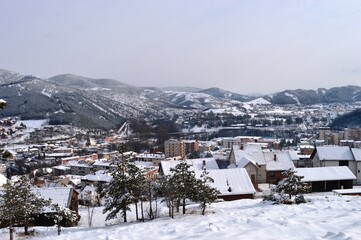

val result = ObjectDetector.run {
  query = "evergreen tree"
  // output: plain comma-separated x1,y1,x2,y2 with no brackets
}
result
159,175,177,218
0,180,21,240
266,168,310,204
195,168,220,215
169,161,198,214
16,176,50,235
49,202,78,235
0,176,49,239
102,156,144,223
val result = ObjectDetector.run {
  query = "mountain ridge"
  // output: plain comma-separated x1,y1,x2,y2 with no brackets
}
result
1,68,361,129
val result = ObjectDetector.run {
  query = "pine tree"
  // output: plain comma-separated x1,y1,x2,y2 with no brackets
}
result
169,161,198,214
0,180,21,240
49,202,78,235
16,176,50,235
0,176,50,239
195,168,220,215
103,156,145,223
267,168,310,204
159,175,177,218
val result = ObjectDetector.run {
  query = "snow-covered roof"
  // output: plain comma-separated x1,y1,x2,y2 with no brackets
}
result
135,153,165,159
295,166,356,182
232,144,266,166
351,148,361,161
52,165,71,170
264,151,295,171
79,185,97,199
160,158,219,176
31,187,73,208
195,168,255,196
83,173,112,182
316,146,354,161
92,160,114,167
288,150,300,161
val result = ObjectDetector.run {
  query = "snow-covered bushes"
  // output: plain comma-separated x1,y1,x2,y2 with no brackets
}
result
264,169,310,204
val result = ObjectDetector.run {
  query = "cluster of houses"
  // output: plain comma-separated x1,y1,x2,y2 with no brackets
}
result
2,131,361,227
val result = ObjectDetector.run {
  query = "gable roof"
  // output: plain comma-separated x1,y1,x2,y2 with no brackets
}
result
295,166,356,182
160,158,219,176
351,148,361,161
232,144,266,166
31,187,73,208
263,151,295,171
316,146,354,161
195,168,255,196
288,150,300,161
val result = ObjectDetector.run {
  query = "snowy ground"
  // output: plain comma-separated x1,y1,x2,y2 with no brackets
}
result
2,192,361,240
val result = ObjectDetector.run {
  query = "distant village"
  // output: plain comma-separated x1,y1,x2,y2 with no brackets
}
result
1,102,361,227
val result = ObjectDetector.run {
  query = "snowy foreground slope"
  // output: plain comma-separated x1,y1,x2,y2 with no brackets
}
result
2,193,361,240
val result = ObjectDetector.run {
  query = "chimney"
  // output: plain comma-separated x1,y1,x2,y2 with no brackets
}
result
274,154,277,161
240,145,244,150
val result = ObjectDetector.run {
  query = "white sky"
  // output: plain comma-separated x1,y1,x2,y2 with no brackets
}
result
0,0,361,94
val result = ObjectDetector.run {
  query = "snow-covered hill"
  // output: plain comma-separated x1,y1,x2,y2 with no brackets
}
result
5,192,361,240
246,97,271,105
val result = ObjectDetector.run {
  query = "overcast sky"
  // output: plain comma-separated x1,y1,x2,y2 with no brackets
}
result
0,0,361,94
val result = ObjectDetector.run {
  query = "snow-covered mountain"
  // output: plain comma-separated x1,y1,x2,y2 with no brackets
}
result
246,97,271,105
1,68,361,129
0,70,244,129
265,86,361,105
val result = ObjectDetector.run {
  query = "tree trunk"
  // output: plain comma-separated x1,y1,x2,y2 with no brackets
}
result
57,222,61,236
24,225,29,235
182,198,186,214
155,196,158,219
168,199,171,217
140,200,144,222
171,199,174,218
148,187,153,219
135,202,139,221
202,201,206,215
176,199,180,213
123,205,127,223
9,222,14,240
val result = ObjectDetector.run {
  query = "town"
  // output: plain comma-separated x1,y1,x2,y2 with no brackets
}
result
1,99,361,238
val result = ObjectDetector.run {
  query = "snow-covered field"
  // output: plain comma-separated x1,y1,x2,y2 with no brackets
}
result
2,192,361,240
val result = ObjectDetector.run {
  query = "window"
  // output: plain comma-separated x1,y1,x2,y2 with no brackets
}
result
339,161,349,167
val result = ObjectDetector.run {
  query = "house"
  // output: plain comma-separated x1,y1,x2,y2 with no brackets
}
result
312,146,357,183
133,153,165,166
295,166,356,192
92,160,116,172
81,171,112,188
160,158,255,200
195,168,256,201
67,161,94,176
350,148,361,184
263,150,295,184
159,158,219,176
31,187,79,227
229,144,266,184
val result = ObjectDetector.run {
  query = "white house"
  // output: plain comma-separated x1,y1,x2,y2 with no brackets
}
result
312,146,356,183
195,168,256,200
295,166,356,192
